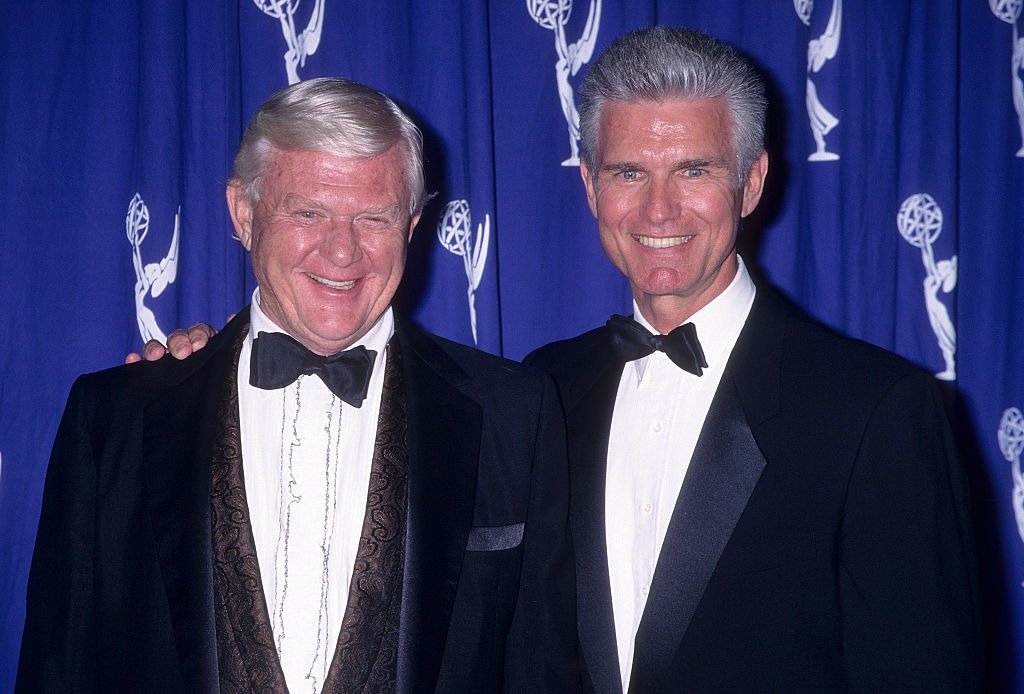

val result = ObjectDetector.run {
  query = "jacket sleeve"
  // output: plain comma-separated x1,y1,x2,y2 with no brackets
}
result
17,379,99,692
838,372,981,692
503,374,581,691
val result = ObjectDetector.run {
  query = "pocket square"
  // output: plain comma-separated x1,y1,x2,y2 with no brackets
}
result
466,522,524,551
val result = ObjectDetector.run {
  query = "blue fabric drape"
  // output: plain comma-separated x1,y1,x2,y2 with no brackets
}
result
2,1,1020,688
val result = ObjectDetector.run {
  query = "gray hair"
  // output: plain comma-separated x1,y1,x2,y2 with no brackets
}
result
231,77,426,214
579,26,767,185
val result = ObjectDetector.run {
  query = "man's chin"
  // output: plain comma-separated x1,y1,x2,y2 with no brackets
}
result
291,318,372,355
631,272,693,299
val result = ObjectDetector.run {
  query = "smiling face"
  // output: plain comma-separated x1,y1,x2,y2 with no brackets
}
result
581,97,768,332
227,146,419,355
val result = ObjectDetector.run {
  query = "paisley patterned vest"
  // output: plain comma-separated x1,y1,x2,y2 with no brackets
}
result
209,329,408,693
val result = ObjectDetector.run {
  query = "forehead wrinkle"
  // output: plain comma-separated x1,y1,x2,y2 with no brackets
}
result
275,177,403,207
599,97,736,150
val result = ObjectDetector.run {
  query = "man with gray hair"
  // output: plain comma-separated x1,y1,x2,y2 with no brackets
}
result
18,78,577,692
526,26,979,692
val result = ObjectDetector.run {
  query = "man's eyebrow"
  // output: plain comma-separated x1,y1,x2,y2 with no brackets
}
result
360,204,403,217
599,157,732,173
676,157,728,170
600,161,644,173
281,192,321,207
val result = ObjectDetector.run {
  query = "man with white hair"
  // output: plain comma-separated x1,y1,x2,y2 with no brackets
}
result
19,78,577,692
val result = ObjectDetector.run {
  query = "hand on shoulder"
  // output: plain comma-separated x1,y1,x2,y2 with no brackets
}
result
123,320,224,363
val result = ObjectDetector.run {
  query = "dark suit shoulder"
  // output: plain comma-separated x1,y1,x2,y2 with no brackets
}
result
69,310,249,408
523,326,612,403
419,329,524,373
396,319,552,401
726,289,951,450
67,358,181,417
776,299,931,396
524,326,608,373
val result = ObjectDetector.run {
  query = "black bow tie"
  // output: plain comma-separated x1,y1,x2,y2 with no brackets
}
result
606,314,708,376
249,331,377,407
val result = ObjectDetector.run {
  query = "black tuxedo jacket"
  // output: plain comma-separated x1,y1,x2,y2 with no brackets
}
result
527,284,980,693
18,310,577,692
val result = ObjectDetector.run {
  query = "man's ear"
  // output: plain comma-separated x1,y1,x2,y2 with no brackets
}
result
741,151,769,218
226,180,255,250
579,161,599,218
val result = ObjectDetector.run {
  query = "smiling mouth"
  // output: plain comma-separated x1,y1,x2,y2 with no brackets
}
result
308,273,357,290
633,234,694,249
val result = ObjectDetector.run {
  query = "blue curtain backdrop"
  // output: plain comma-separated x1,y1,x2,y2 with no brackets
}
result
1,0,1021,688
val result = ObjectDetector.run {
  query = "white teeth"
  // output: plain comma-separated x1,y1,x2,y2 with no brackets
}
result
634,235,693,249
309,274,356,290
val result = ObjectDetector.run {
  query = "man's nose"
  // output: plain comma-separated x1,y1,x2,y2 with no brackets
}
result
640,177,681,224
321,220,363,265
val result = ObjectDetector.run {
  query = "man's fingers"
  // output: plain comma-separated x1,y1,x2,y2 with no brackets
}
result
142,339,169,361
186,322,216,349
165,330,195,359
165,323,215,359
128,321,220,364
135,337,166,362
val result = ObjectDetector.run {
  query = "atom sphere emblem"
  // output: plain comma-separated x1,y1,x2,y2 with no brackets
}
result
1000,408,1024,463
897,193,944,248
1003,407,1024,548
126,193,151,245
990,0,1023,24
526,0,573,30
438,199,474,256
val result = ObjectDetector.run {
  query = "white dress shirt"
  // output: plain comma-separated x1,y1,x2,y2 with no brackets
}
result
237,289,391,694
605,257,755,693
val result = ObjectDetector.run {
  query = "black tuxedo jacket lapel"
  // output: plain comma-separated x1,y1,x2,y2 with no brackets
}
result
141,310,252,691
628,373,767,693
629,288,785,693
393,318,482,693
528,326,634,693
568,347,627,694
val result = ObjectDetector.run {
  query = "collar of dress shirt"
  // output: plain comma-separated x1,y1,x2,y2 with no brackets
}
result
630,255,756,384
247,286,395,364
